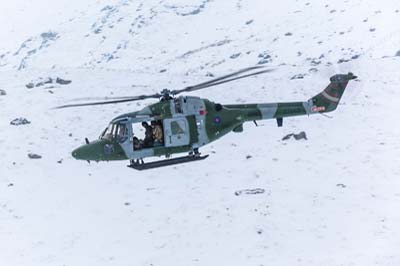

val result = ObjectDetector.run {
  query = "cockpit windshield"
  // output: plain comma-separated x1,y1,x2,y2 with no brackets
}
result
100,122,128,143
100,124,113,140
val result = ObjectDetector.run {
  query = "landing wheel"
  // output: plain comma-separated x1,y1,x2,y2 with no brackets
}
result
190,148,200,157
130,158,144,166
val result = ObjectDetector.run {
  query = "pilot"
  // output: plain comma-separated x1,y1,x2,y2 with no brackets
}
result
118,124,128,142
142,121,154,147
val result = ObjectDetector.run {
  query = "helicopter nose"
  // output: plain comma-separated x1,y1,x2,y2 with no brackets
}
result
71,145,86,160
72,143,99,161
71,140,126,162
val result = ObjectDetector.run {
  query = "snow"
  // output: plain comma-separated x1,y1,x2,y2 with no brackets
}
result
1,0,400,265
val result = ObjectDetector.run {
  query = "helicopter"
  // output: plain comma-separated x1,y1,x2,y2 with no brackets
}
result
57,66,357,170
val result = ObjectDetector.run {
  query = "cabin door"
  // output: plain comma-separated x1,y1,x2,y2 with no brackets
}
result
163,118,190,147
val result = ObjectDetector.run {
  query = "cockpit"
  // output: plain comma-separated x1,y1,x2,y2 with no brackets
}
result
100,122,128,143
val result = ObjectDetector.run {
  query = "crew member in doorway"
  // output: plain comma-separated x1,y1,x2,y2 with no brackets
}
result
142,121,154,147
153,121,163,146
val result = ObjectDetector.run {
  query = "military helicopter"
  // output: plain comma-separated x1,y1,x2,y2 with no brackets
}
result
57,66,357,170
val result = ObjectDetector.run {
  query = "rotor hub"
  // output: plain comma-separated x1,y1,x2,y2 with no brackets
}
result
160,88,173,100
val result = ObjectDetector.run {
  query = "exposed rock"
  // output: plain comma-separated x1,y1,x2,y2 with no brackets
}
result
293,131,307,140
0,89,6,95
337,54,360,64
246,155,252,159
56,77,72,85
282,131,307,141
369,28,376,32
35,77,53,87
178,39,231,59
337,58,350,64
257,51,272,64
170,0,210,16
26,83,35,89
41,31,58,40
284,32,293,36
28,153,42,159
230,53,241,59
337,183,346,188
395,50,400,57
26,77,71,89
235,188,265,196
10,118,31,126
310,59,321,66
205,72,215,77
12,31,59,70
291,73,306,80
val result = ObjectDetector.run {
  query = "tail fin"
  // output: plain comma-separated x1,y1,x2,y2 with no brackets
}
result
309,73,357,113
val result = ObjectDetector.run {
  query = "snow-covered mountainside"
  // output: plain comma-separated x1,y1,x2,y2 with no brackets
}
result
1,0,400,265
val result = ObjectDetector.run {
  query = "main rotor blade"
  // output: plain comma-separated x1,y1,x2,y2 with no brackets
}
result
172,67,273,95
171,66,268,95
68,95,152,102
55,94,160,109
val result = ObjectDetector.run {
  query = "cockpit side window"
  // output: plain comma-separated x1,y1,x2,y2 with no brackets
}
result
100,124,114,140
116,123,128,143
101,122,128,143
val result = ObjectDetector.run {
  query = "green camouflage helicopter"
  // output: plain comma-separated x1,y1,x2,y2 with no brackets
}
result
57,66,357,170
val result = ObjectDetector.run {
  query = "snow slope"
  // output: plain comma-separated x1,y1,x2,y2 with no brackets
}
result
1,0,400,265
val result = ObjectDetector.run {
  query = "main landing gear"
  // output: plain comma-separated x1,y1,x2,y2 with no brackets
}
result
128,149,208,171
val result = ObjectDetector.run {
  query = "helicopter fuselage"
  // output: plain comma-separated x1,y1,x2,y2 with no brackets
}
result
71,95,311,162
71,73,357,164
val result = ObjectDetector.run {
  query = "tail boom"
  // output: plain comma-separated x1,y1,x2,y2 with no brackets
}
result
224,73,357,124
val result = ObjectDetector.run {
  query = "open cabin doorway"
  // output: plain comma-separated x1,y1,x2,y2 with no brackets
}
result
132,119,164,151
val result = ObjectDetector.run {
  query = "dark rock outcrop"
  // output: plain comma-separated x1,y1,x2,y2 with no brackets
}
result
26,77,71,89
28,153,42,159
10,118,31,126
235,188,265,196
282,131,308,141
